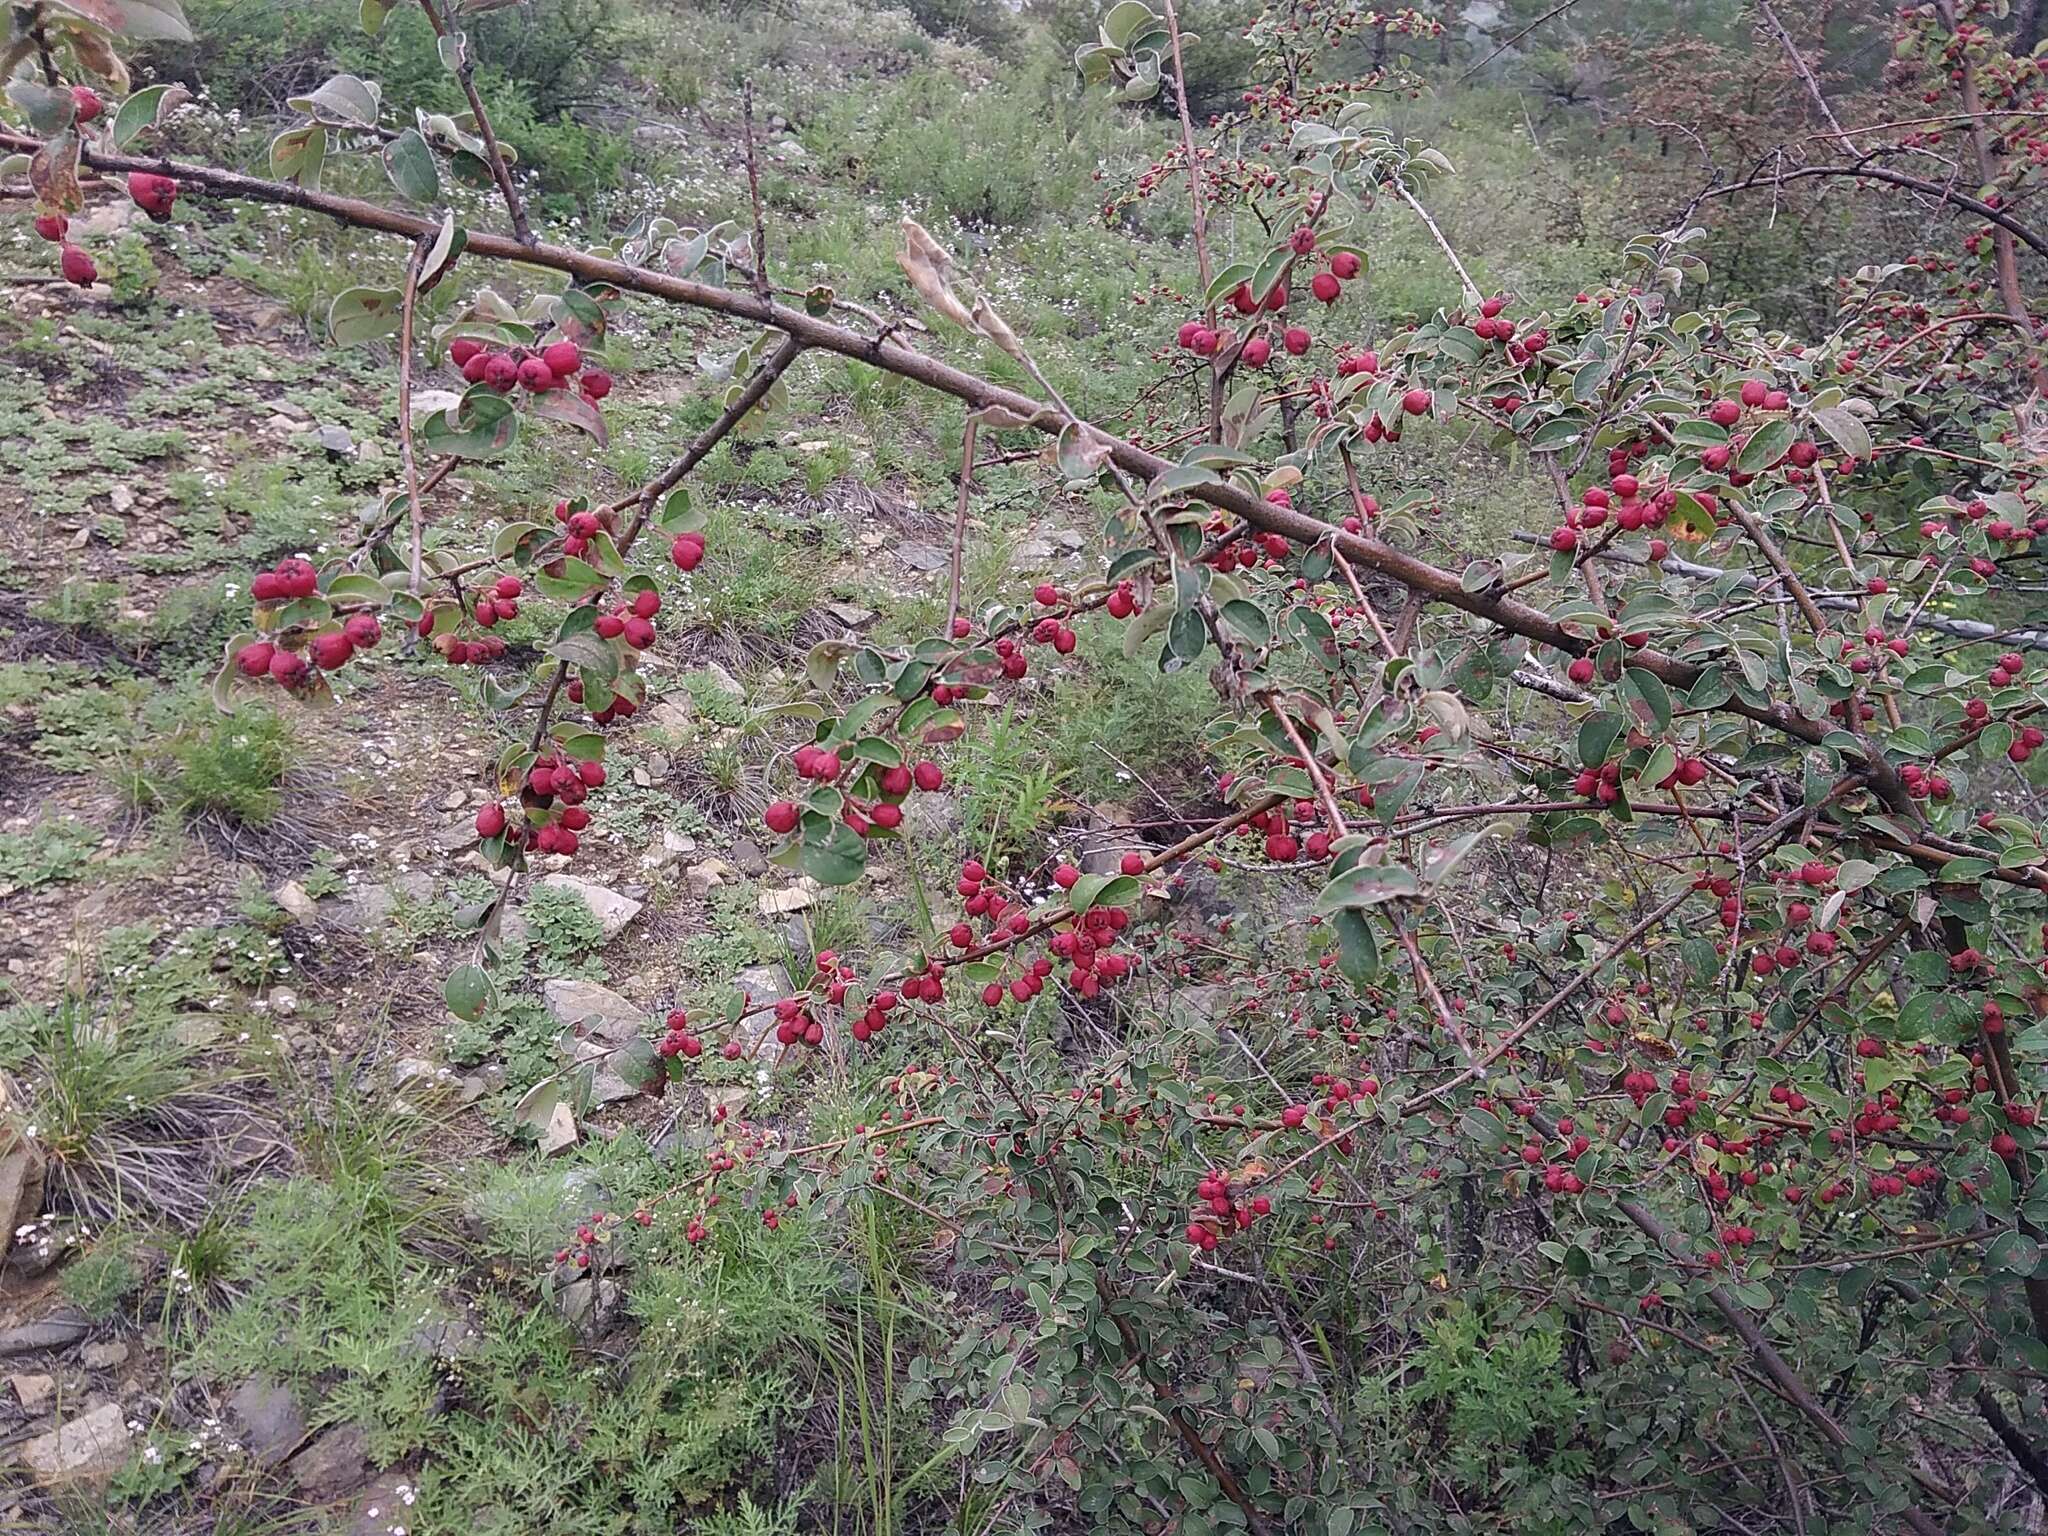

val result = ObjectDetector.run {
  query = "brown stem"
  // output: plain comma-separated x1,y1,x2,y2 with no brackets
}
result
397,238,429,594
1093,1270,1275,1535
946,414,977,639
414,0,532,245
741,83,771,301
1699,161,2048,264
5,132,1881,769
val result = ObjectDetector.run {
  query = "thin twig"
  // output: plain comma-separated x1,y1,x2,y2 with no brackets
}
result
397,237,429,595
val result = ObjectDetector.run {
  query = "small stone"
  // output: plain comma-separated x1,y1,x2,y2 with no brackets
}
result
315,425,355,457
684,859,739,899
896,541,948,572
8,1374,54,1412
534,875,643,941
758,883,817,917
541,979,646,1043
0,1313,88,1356
19,1401,129,1487
392,1059,456,1102
226,1375,305,1466
730,839,768,877
824,602,876,626
273,880,319,923
288,1422,370,1500
537,1102,578,1155
439,788,468,812
107,485,135,514
268,986,299,1017
79,1342,127,1370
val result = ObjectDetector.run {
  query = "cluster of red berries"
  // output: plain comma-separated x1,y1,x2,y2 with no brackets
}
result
657,1008,705,1059
449,336,610,402
549,497,612,560
762,752,943,841
417,605,508,667
471,574,522,628
1898,762,1955,800
475,752,604,857
1236,799,1335,864
233,558,384,688
593,587,663,651
1028,584,1079,654
1549,478,1684,554
1571,760,1625,804
1185,1167,1269,1252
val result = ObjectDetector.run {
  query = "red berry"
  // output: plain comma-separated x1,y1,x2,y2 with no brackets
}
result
580,370,613,401
234,641,275,678
59,244,96,288
764,800,799,835
476,803,507,838
541,340,582,377
310,632,354,671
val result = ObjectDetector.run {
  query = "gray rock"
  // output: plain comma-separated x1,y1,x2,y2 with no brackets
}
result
535,875,643,941
684,858,739,899
392,1059,458,1102
730,839,768,877
8,1374,53,1412
1014,538,1056,563
696,661,744,698
541,979,646,1043
0,1134,45,1263
315,425,355,457
320,883,396,934
537,1101,577,1155
273,880,320,923
553,1277,624,1340
79,1341,127,1370
226,1375,305,1466
904,792,960,842
351,1469,420,1535
406,1314,479,1363
18,1401,129,1487
896,541,948,572
0,1313,89,1356
289,1422,370,1500
824,602,876,626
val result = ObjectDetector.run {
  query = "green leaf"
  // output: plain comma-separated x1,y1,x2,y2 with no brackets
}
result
1314,862,1421,913
81,0,194,40
383,128,441,204
421,390,519,459
547,631,618,682
327,286,403,346
530,388,608,446
1219,599,1270,647
288,73,382,129
269,123,327,189
798,827,869,887
1810,404,1871,462
1736,419,1797,475
1578,712,1623,767
111,84,184,149
1068,874,1140,914
443,963,495,1021
1624,668,1671,731
360,0,394,33
6,81,76,138
1331,908,1380,989
420,211,465,291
